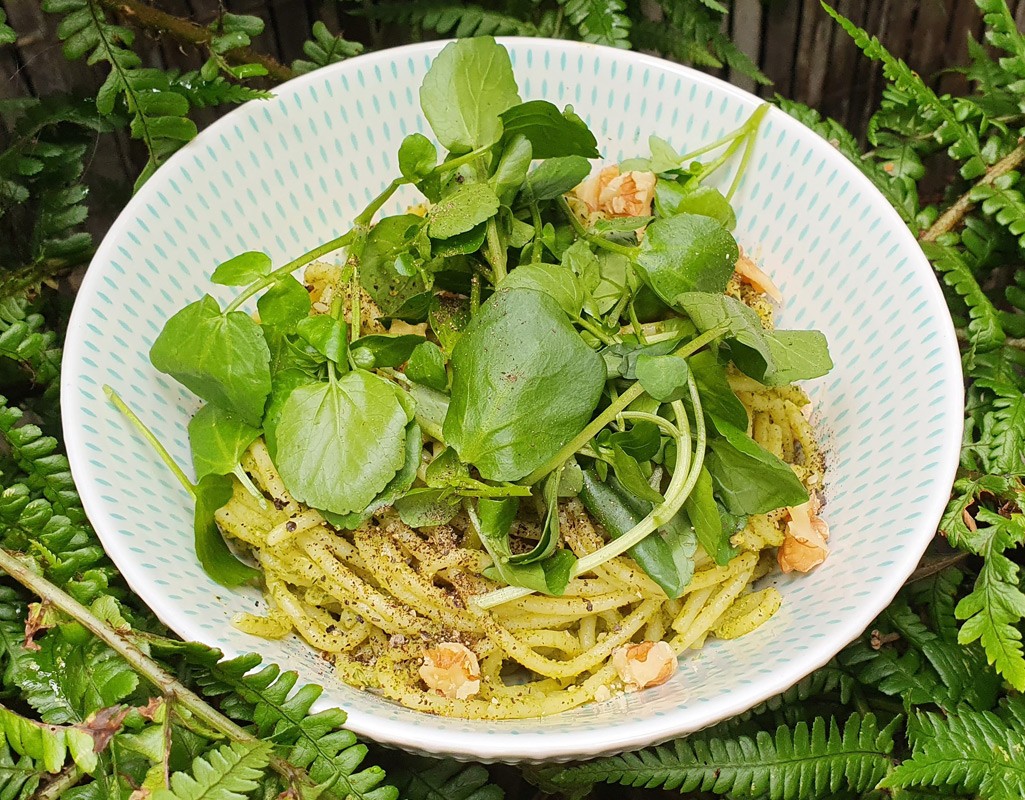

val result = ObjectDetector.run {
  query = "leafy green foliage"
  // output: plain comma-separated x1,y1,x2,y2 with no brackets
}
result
541,714,898,798
293,22,364,75
558,0,631,48
154,741,272,800
389,756,504,800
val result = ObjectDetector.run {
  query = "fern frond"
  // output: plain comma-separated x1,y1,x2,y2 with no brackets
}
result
154,741,271,800
0,298,61,397
823,3,988,179
292,22,364,76
977,0,1025,85
189,653,398,800
842,639,943,707
969,171,1025,251
558,0,631,48
171,73,271,109
389,757,503,800
954,508,1025,690
363,3,539,37
923,242,1005,352
41,0,198,188
0,9,15,46
0,702,96,774
742,661,855,720
881,706,1025,799
0,743,41,800
541,714,897,799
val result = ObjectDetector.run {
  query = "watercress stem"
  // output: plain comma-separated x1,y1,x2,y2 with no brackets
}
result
530,203,544,264
427,144,493,177
470,274,481,315
478,388,704,609
104,386,195,498
556,197,638,257
224,229,357,314
354,178,403,227
576,315,619,346
695,133,747,184
484,217,507,282
726,104,769,201
0,548,310,792
521,324,727,485
674,120,752,163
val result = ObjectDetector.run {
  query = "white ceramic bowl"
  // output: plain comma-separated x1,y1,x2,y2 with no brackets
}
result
62,38,962,762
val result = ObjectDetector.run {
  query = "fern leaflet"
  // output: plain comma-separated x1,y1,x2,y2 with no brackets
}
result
924,242,1005,352
388,757,503,800
881,706,1025,799
540,713,897,799
976,0,1025,85
362,4,539,38
970,171,1025,251
0,702,96,774
153,740,272,800
0,9,15,46
0,743,40,800
558,0,631,48
293,22,364,76
954,508,1025,690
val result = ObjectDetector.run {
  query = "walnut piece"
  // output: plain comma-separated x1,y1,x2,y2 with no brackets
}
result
570,165,657,220
612,641,678,692
734,252,783,303
778,499,830,573
419,642,481,700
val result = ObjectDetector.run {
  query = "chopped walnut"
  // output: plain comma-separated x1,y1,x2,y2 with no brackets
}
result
778,498,830,573
570,165,657,221
734,252,783,303
612,641,678,692
419,642,481,700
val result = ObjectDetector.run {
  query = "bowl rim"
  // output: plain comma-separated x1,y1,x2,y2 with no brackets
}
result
62,36,964,762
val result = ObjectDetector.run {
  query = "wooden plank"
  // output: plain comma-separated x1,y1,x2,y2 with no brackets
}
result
0,49,32,101
266,0,311,65
850,0,888,138
759,0,803,99
226,0,281,61
907,0,951,86
794,0,835,109
1016,0,1025,30
818,0,867,127
728,0,763,94
939,0,984,97
3,0,73,94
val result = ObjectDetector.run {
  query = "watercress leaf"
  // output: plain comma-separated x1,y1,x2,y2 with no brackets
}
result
500,262,584,318
263,368,318,457
150,295,272,426
540,221,576,259
477,498,561,594
296,315,347,365
635,353,690,402
395,488,461,528
210,251,272,286
591,251,633,315
635,214,739,303
407,341,448,392
431,223,488,256
761,330,833,385
509,470,563,565
540,549,577,595
521,156,592,203
491,134,533,205
505,211,536,248
688,350,748,432
655,180,737,229
418,36,521,154
409,381,449,442
683,466,738,566
430,296,471,355
398,132,437,181
361,214,425,316
195,474,260,587
609,420,661,461
444,288,607,481
425,446,468,487
674,291,773,380
428,182,501,240
323,421,422,530
610,443,663,504
705,420,809,515
188,403,261,482
579,470,685,598
265,327,322,378
499,100,600,159
558,459,584,497
562,240,601,293
601,338,681,380
349,334,425,369
274,370,413,515
257,275,311,331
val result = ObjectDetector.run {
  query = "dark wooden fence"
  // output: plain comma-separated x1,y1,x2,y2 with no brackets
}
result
2,0,1022,195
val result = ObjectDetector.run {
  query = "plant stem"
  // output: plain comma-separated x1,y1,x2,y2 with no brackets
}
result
530,203,544,264
726,104,769,200
576,315,618,346
485,217,507,282
36,764,84,800
521,324,727,485
225,229,357,313
93,0,294,82
557,197,638,257
104,386,195,497
0,549,311,791
955,327,1025,350
920,140,1025,242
